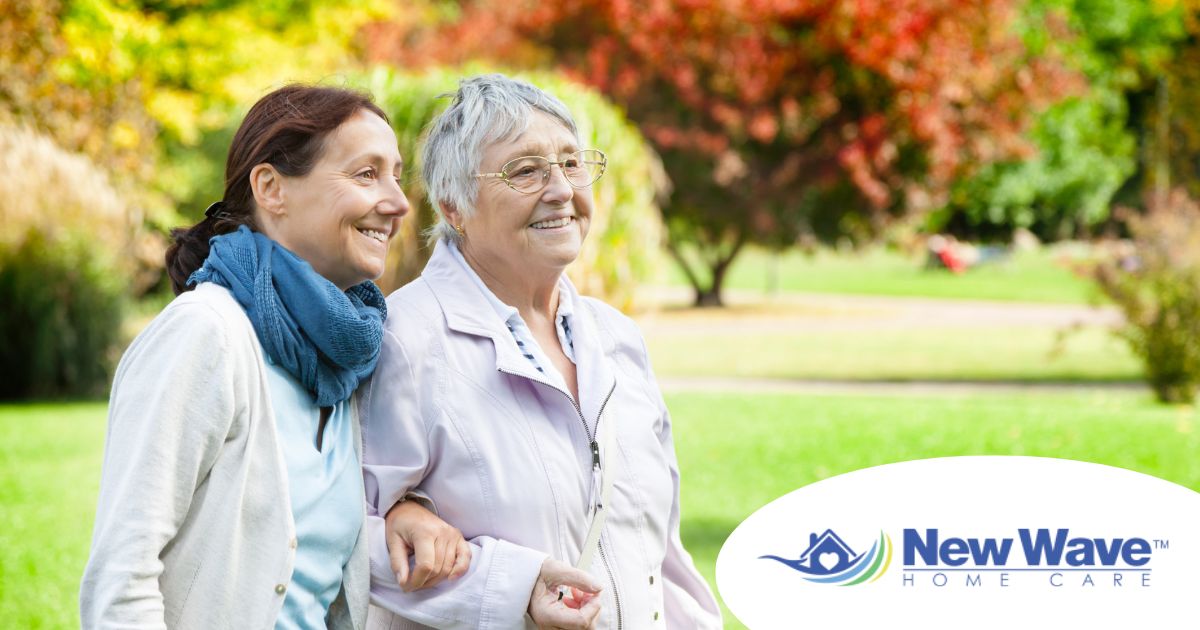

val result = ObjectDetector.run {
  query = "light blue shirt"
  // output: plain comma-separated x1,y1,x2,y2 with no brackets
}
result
448,240,576,386
263,348,363,630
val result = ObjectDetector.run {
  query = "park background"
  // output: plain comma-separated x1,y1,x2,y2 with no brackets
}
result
4,0,1200,627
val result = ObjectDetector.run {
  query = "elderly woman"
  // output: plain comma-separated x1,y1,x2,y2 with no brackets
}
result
362,75,721,629
80,85,469,629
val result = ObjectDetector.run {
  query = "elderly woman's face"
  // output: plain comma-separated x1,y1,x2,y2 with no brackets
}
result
466,111,593,275
272,110,409,290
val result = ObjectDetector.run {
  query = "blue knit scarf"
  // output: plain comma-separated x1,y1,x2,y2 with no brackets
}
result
188,225,387,407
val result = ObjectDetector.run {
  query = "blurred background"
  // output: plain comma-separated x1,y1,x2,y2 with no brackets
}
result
3,0,1200,627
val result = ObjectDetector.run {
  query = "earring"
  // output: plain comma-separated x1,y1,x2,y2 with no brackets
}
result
454,224,465,237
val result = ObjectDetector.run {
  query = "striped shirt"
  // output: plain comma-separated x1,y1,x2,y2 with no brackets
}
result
447,241,576,390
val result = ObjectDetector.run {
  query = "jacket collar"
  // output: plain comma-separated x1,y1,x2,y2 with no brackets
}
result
420,239,617,423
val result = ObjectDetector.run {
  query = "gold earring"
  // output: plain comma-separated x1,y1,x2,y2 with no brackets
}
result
454,224,465,237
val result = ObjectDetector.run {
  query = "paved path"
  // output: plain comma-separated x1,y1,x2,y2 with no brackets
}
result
634,286,1121,335
634,287,1135,396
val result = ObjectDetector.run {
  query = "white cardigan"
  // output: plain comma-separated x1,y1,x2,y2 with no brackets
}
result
80,282,368,629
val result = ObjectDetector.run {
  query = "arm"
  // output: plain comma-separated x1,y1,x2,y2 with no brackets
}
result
360,328,549,628
79,301,239,628
639,336,724,629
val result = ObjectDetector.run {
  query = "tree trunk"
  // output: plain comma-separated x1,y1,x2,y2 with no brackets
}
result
667,232,745,308
693,287,724,308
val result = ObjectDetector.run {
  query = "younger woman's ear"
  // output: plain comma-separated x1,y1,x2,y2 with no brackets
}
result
250,164,286,216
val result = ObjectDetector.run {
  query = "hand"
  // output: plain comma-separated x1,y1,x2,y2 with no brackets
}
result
384,499,472,591
528,557,603,629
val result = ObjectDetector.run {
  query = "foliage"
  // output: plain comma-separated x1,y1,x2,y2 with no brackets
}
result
1145,0,1200,203
358,65,666,309
0,125,153,277
935,0,1186,240
365,0,1080,305
0,232,127,400
0,0,156,184
2,0,392,248
0,125,139,399
1092,190,1200,403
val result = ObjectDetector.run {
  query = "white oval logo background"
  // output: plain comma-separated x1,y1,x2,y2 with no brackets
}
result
716,457,1200,629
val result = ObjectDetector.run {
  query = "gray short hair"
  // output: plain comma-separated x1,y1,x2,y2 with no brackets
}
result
422,74,580,245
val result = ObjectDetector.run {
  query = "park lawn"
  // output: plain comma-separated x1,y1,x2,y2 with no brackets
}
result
667,246,1097,304
665,389,1200,629
648,324,1142,382
0,403,106,630
4,391,1196,628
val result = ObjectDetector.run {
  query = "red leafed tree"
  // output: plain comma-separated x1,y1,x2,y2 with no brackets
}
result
366,0,1081,306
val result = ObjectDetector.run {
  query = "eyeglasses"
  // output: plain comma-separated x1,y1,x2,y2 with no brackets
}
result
475,149,607,194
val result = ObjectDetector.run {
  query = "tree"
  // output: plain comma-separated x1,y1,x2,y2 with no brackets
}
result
934,0,1187,241
366,0,1079,305
2,0,392,247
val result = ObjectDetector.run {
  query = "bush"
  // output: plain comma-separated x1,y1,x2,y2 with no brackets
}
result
1092,190,1200,403
359,65,667,310
0,126,135,399
0,232,127,399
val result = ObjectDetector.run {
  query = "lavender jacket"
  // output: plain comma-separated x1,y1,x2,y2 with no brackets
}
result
360,240,721,629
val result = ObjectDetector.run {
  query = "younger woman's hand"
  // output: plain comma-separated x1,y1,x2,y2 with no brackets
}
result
384,500,472,591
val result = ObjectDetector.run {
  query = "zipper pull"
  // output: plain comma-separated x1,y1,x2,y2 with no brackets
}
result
591,439,601,469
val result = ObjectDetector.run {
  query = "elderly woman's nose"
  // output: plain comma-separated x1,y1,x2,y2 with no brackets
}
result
542,164,575,202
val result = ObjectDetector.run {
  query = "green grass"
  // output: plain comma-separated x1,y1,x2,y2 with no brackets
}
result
0,402,106,629
648,324,1142,382
667,389,1200,629
667,246,1097,304
4,392,1196,628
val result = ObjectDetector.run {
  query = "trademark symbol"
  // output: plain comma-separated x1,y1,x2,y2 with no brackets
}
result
1153,539,1169,550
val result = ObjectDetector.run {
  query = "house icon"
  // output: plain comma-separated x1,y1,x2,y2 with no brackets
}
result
760,528,862,576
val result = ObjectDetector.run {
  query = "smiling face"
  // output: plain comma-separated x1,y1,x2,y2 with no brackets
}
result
263,110,409,290
459,111,593,281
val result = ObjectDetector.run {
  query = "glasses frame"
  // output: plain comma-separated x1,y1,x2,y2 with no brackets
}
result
475,149,607,195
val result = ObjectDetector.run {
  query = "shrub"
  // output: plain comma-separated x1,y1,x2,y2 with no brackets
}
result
359,66,666,311
1092,190,1200,403
0,126,135,399
0,231,127,399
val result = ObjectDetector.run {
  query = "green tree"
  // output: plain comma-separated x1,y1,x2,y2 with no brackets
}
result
935,0,1186,240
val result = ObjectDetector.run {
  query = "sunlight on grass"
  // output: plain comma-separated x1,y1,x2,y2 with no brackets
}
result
4,393,1193,629
666,246,1097,304
648,325,1140,382
668,389,1200,628
0,403,106,629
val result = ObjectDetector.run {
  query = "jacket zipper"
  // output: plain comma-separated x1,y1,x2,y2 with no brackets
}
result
598,537,624,629
498,368,623,628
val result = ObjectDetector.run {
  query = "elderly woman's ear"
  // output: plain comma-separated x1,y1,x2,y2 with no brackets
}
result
440,202,465,234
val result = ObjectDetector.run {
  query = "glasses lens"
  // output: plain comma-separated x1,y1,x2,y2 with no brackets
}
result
503,156,550,193
563,150,606,187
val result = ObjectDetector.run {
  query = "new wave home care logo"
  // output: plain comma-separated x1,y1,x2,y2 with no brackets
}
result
715,457,1200,629
759,528,893,585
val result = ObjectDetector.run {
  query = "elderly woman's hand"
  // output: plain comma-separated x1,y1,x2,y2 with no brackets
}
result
528,557,603,629
384,500,472,591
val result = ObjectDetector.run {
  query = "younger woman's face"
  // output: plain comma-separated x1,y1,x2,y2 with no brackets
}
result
271,110,410,290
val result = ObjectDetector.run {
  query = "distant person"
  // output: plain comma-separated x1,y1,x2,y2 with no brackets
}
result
362,74,722,629
80,85,469,629
926,234,1008,274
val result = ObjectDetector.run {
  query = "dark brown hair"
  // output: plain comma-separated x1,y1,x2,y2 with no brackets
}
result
165,84,389,294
